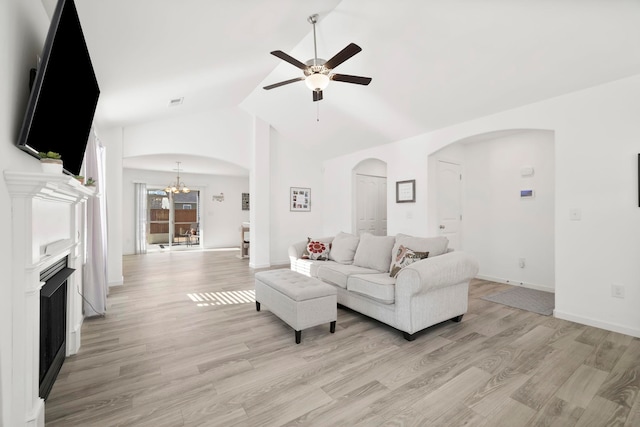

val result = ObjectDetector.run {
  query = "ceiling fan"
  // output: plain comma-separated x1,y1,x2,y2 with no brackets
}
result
263,14,372,102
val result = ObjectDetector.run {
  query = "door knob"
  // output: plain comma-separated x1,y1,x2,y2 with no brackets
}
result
439,225,445,229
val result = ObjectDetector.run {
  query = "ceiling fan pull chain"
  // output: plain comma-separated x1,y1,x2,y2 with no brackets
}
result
317,102,320,122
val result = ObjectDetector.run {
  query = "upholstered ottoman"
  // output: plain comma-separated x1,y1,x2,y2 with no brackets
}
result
255,269,337,344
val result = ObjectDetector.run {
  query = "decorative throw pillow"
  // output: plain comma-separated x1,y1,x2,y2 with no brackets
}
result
392,234,448,260
328,232,360,264
389,245,429,278
301,237,332,259
353,233,396,272
306,240,330,260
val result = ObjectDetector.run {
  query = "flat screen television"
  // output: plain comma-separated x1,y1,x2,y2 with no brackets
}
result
16,0,100,176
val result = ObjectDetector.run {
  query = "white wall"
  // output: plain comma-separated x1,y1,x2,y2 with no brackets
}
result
123,108,252,169
268,131,326,265
99,126,124,286
462,131,555,290
323,74,640,338
122,169,249,254
1,0,56,423
354,158,387,177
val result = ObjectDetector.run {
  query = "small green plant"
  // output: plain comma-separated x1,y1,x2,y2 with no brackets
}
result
85,177,96,186
38,151,62,160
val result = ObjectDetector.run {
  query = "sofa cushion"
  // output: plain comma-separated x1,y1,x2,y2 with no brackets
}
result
328,232,360,264
291,258,338,277
353,233,396,272
347,273,396,304
317,263,379,289
389,245,429,278
391,234,449,264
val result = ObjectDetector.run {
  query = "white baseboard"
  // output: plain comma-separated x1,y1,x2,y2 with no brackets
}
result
250,262,271,269
476,274,554,293
270,259,290,268
554,310,640,339
26,397,44,427
67,321,82,355
108,276,124,287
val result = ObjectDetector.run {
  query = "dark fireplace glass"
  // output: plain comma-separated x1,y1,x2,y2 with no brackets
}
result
39,257,74,400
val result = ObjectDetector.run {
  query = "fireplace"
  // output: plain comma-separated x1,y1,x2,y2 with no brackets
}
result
4,171,92,427
39,257,75,400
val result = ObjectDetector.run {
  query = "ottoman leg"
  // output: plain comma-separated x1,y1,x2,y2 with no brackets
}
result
295,330,301,344
330,321,336,333
255,301,261,312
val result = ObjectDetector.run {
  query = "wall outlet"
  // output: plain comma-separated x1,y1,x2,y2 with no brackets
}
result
570,208,582,221
518,258,526,268
611,284,625,299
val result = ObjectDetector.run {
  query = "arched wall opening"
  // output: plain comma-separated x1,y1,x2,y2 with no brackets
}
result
428,129,555,292
352,158,388,236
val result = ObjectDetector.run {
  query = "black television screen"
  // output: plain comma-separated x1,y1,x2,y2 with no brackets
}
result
16,0,100,176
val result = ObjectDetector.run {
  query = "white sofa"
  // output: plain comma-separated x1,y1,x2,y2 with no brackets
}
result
288,232,479,340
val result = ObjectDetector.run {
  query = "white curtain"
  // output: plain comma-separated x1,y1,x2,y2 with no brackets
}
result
83,130,108,317
134,183,147,254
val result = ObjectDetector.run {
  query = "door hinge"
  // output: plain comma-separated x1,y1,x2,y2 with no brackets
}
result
460,174,462,180
460,214,462,220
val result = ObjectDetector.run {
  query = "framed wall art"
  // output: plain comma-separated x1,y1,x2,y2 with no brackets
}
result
242,192,250,210
396,179,416,203
290,187,311,212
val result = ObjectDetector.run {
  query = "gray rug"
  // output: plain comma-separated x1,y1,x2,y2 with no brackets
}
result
481,287,555,316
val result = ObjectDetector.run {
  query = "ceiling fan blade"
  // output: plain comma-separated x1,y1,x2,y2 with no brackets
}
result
330,74,372,85
263,77,304,90
312,90,323,102
270,50,308,70
324,43,362,70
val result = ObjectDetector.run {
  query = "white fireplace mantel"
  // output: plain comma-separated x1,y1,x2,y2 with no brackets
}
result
4,171,94,427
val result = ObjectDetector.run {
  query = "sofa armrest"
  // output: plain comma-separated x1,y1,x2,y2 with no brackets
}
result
288,236,335,264
396,251,479,295
288,240,309,263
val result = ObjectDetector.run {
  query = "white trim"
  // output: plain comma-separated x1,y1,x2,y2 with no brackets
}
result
25,398,44,427
270,259,290,267
554,310,640,339
4,170,92,427
249,262,271,269
108,276,124,287
476,274,555,293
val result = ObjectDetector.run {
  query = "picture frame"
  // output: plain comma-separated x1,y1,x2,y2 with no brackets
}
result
242,192,250,211
290,187,311,212
396,179,416,203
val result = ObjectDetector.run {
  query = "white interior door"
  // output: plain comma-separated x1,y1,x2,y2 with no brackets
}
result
355,174,387,236
437,160,462,249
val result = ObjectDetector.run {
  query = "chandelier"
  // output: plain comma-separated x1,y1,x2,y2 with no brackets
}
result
165,161,190,194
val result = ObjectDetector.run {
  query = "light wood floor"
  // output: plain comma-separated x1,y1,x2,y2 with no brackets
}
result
46,250,640,426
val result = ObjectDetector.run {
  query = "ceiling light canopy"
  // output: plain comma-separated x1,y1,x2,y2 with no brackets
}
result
165,161,190,194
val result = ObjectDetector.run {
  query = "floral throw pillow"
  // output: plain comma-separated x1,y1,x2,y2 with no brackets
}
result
306,240,330,260
389,245,429,278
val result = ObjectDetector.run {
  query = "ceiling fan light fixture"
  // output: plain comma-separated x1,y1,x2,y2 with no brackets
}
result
305,73,330,91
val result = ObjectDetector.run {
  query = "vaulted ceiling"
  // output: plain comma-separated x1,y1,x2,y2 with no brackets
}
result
45,0,640,173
